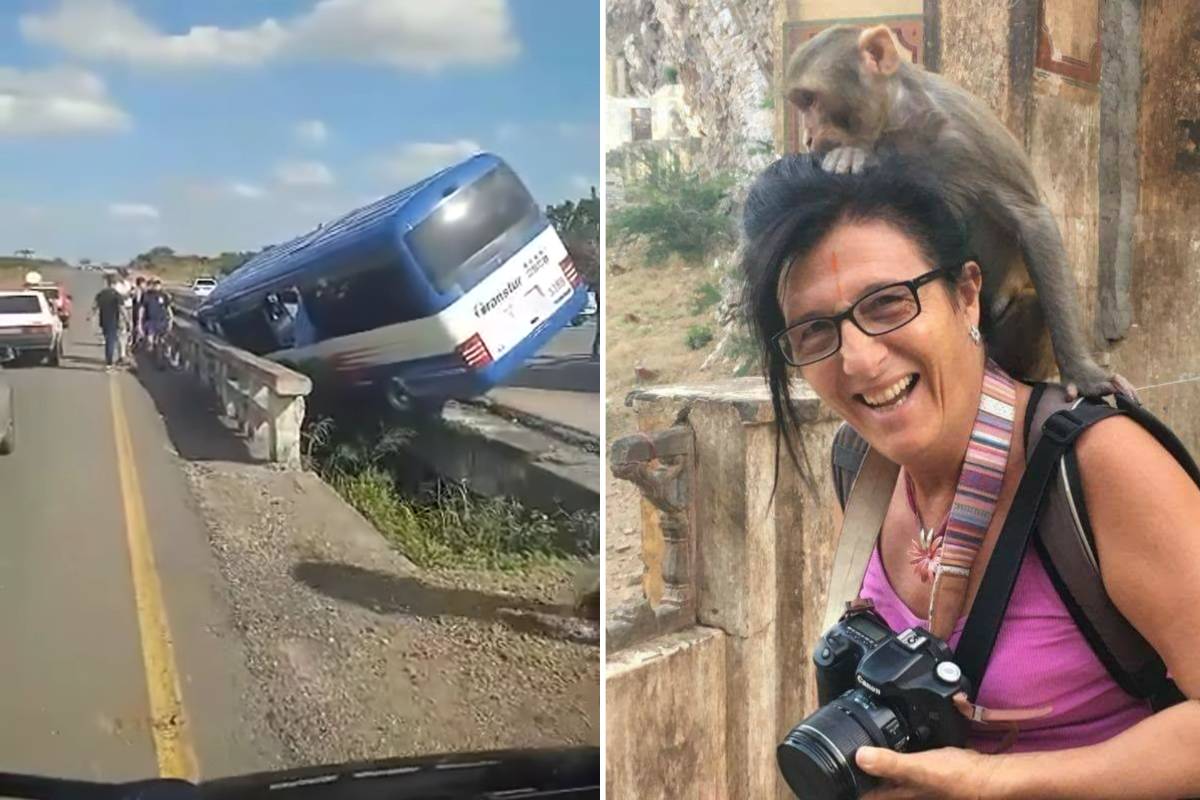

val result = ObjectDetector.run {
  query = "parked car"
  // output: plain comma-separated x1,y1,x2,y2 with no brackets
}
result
0,291,63,366
191,276,218,297
0,347,13,454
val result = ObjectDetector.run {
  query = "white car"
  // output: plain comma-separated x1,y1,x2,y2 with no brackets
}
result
0,291,64,366
191,276,218,297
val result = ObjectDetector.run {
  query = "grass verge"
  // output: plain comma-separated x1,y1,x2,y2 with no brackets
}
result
307,418,597,571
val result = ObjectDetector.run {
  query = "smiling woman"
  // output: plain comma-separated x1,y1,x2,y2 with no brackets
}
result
735,153,1200,800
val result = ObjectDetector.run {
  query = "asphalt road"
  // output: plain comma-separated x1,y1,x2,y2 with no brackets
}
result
490,321,600,436
0,268,277,782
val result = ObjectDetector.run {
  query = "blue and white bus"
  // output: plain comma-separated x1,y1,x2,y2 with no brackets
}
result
197,153,589,408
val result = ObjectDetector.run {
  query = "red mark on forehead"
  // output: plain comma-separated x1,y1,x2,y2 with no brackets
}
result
829,249,845,296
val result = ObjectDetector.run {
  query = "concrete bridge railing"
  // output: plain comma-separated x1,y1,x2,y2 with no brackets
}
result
168,308,311,469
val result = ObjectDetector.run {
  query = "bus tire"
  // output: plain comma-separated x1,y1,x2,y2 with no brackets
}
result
384,377,416,414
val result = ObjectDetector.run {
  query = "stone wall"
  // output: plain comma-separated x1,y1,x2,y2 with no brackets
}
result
1114,1,1200,447
936,0,1200,445
606,380,843,799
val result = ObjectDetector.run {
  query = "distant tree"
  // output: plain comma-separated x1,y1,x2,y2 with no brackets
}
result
79,258,92,268
147,245,175,259
215,250,256,275
13,248,34,259
547,186,600,287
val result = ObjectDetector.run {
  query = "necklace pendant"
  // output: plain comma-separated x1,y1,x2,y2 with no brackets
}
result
917,526,934,551
908,530,942,584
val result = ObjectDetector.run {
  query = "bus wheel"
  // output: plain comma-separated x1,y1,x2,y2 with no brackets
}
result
384,378,443,417
384,377,417,414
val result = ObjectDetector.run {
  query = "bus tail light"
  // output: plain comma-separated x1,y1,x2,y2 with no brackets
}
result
457,333,493,368
559,255,583,288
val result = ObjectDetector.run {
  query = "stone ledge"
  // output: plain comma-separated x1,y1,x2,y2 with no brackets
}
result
625,376,834,425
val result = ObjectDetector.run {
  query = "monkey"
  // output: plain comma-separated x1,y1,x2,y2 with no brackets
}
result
783,25,1136,402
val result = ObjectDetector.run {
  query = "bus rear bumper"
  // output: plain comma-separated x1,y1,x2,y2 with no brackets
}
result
389,286,589,401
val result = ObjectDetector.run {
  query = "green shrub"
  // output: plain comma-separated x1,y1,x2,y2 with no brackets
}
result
686,325,714,350
663,65,679,84
608,151,737,265
691,281,722,314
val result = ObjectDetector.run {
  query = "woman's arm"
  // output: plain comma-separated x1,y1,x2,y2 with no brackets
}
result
858,414,1200,800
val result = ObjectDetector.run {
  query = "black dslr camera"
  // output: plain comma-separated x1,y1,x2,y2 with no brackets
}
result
777,606,971,800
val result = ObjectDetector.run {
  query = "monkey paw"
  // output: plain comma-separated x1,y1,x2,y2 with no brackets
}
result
1062,363,1140,406
822,146,871,174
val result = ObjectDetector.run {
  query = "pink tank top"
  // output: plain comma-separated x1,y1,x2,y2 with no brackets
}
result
859,544,1152,752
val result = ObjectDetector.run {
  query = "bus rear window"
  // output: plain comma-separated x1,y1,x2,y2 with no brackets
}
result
406,166,538,293
0,296,41,314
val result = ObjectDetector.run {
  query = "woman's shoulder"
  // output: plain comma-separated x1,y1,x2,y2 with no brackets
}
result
1074,410,1176,478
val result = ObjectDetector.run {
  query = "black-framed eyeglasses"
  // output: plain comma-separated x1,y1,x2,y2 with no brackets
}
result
773,267,951,367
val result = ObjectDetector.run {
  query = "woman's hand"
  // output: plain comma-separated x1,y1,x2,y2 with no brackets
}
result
857,745,1008,800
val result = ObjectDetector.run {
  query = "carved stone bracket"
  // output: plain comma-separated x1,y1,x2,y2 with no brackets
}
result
608,414,696,651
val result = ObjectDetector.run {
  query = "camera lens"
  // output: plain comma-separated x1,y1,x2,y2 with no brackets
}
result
777,691,908,800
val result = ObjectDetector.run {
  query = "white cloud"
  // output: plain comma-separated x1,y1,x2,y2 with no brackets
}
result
108,202,160,220
0,65,130,136
294,119,327,147
287,0,520,71
21,0,520,71
376,139,481,185
21,0,286,68
230,181,266,199
275,160,335,187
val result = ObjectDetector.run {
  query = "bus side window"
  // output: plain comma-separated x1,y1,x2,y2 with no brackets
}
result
222,307,279,355
263,293,296,350
302,265,425,339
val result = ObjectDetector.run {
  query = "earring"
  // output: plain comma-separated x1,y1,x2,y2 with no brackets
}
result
969,324,982,344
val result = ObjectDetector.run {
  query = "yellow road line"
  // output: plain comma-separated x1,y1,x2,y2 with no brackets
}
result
108,375,199,780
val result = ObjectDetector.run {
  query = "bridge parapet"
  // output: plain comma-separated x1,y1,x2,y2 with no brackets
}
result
170,315,311,468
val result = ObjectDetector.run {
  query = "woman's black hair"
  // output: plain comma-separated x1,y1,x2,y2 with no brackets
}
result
740,153,980,478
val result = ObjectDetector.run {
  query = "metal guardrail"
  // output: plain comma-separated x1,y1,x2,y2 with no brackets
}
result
166,288,311,468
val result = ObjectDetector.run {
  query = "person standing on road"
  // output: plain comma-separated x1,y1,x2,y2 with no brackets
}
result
141,278,174,368
90,274,123,371
114,271,134,365
130,276,146,352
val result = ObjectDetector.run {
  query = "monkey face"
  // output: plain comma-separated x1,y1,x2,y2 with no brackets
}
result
790,87,858,153
785,25,903,153
777,219,984,467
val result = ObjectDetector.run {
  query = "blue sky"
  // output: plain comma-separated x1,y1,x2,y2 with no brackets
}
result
0,0,600,263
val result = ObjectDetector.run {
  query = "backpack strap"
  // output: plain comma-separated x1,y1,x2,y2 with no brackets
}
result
831,421,869,511
1030,386,1190,710
955,399,1122,698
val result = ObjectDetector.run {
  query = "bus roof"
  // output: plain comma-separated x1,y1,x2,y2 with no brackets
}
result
204,151,506,306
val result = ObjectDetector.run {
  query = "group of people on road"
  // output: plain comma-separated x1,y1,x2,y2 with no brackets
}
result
91,271,174,371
